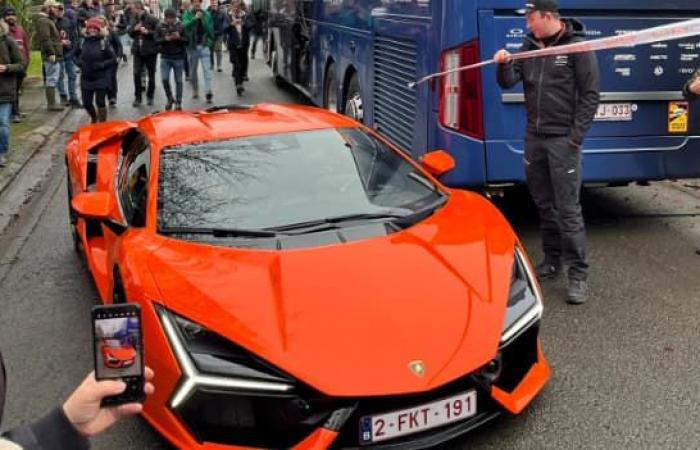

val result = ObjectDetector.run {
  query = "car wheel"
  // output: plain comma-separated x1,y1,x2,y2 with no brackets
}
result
324,64,339,113
344,73,363,123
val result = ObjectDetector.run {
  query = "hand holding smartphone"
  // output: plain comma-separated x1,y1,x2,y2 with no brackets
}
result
92,304,145,406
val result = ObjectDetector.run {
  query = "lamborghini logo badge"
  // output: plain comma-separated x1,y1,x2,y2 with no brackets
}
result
408,360,425,378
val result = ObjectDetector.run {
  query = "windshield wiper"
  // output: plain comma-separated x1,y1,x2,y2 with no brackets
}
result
267,211,410,233
159,226,278,238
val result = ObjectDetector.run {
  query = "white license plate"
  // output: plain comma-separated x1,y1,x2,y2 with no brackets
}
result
359,390,477,444
594,103,634,121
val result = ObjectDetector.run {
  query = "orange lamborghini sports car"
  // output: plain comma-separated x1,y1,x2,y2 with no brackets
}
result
101,339,137,369
65,104,549,449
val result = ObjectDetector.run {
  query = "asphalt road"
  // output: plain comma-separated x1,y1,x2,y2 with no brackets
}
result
0,48,699,449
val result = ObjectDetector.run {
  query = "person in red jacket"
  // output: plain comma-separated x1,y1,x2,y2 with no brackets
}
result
2,8,30,123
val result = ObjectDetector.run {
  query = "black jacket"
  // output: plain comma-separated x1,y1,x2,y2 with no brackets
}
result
156,21,187,59
56,15,79,58
497,18,600,146
1,350,89,450
76,35,116,90
225,11,252,50
209,8,228,37
0,35,24,104
128,12,160,57
107,29,123,59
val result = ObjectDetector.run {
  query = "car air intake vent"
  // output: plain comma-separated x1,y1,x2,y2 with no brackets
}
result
373,36,418,152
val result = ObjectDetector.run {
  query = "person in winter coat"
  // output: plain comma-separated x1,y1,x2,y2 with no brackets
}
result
225,0,250,95
76,17,116,123
98,15,123,107
494,0,599,305
0,20,24,168
34,0,66,111
250,7,267,59
0,349,155,449
182,0,214,103
128,0,159,107
2,8,30,123
55,2,81,108
156,8,187,111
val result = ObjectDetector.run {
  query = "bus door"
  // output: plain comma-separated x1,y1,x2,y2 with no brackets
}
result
479,4,700,184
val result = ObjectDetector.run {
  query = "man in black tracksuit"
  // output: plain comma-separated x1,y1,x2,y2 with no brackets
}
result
495,0,600,304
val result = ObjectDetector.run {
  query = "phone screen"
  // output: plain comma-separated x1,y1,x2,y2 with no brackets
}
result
92,304,145,405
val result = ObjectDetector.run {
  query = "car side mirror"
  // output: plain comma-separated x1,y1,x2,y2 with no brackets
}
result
420,150,455,177
71,192,115,221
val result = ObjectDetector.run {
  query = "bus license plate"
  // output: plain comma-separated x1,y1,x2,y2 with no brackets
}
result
594,103,633,121
359,390,477,444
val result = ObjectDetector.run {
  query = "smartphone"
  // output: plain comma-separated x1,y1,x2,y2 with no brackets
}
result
92,304,145,406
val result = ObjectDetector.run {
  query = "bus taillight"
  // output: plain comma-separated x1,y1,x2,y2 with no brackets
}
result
439,41,485,140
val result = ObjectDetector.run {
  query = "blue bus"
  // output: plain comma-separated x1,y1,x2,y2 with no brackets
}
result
266,0,700,188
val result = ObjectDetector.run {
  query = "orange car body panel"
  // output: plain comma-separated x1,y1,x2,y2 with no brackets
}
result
65,104,549,449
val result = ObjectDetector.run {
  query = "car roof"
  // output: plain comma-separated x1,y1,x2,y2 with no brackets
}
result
138,103,361,149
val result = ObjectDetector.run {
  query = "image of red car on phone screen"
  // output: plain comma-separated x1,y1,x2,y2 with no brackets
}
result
94,316,142,379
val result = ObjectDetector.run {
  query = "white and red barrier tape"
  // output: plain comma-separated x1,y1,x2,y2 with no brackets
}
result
408,17,700,88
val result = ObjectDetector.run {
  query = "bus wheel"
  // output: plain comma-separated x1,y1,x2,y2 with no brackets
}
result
344,74,363,122
271,49,284,87
324,65,339,113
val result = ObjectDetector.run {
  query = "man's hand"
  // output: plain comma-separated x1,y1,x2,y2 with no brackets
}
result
689,78,700,95
48,55,56,63
0,65,7,73
62,367,155,438
493,49,512,64
195,10,203,19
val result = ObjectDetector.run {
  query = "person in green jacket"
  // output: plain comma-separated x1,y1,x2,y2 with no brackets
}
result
34,0,66,111
0,20,24,167
182,0,214,103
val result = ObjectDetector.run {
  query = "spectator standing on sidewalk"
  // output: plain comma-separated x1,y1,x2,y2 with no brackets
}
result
128,1,159,107
35,0,66,112
494,0,599,304
182,0,214,103
225,0,249,95
250,7,266,60
0,20,24,168
209,0,227,73
2,8,30,124
97,15,122,107
55,2,82,108
156,8,186,111
76,17,116,123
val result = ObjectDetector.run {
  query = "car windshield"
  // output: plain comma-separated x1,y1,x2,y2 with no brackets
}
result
157,128,445,232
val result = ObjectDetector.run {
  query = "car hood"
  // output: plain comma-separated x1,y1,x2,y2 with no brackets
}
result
104,346,136,360
148,191,517,396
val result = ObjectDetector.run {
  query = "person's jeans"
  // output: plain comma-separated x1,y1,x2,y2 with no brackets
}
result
188,45,213,95
43,61,61,88
57,56,78,101
160,57,184,103
0,102,13,156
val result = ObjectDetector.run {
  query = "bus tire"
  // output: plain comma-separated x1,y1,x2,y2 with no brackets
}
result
324,64,339,113
344,73,363,123
271,49,284,87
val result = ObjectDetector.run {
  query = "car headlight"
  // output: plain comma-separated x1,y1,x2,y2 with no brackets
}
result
158,309,295,408
500,247,543,345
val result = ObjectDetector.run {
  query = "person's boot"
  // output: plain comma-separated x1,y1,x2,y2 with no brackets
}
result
60,94,69,106
88,110,98,124
567,279,588,305
97,107,108,123
165,97,174,111
69,98,82,109
236,84,244,95
535,259,562,281
45,87,65,111
205,92,213,104
175,102,182,111
132,97,142,107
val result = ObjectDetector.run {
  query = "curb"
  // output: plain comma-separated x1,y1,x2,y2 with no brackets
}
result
0,107,72,198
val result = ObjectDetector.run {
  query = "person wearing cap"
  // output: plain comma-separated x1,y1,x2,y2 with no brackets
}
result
156,8,187,110
35,0,66,111
494,0,600,305
127,0,159,107
76,17,116,123
1,8,30,123
55,1,82,108
0,19,24,168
